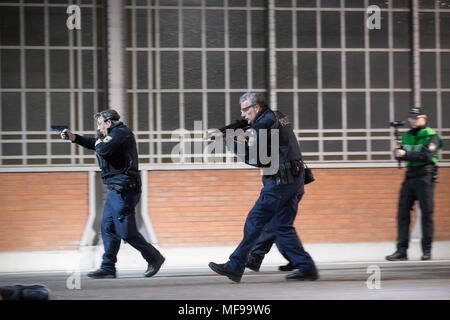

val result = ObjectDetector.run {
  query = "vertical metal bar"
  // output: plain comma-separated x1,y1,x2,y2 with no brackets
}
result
246,0,252,90
80,170,98,246
140,170,158,243
292,0,299,130
20,0,26,165
388,0,394,122
77,0,84,162
340,0,347,161
44,0,51,165
148,2,155,163
268,0,277,110
101,0,109,113
388,0,396,158
316,5,323,161
69,0,76,165
364,0,371,160
92,0,99,117
224,0,230,125
107,0,127,121
91,0,100,164
155,0,162,163
201,0,207,131
178,0,185,130
435,0,442,145
132,0,138,130
412,0,421,107
224,0,231,162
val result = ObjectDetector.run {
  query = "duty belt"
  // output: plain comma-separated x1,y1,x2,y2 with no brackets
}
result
406,164,435,178
266,160,303,185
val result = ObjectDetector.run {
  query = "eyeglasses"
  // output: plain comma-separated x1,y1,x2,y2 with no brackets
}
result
408,115,425,120
240,104,257,112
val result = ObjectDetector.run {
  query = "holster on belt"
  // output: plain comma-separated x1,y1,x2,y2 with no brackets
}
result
274,160,304,185
108,176,142,193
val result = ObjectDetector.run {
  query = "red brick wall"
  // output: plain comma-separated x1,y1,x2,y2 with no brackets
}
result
0,168,448,251
148,168,450,246
0,172,89,251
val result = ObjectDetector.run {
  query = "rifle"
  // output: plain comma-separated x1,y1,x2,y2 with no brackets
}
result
390,121,405,169
207,119,250,140
51,125,70,140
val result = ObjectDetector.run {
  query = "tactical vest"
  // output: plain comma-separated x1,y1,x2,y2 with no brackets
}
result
401,126,442,167
271,110,302,162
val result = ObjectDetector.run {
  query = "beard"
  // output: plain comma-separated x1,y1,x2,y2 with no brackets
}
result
96,130,106,139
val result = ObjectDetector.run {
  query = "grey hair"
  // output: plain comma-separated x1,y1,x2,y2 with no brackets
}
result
94,109,121,122
239,92,267,107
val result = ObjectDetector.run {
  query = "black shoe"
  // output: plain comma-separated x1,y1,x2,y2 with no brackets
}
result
385,251,407,261
87,269,116,279
279,262,294,272
421,252,431,261
0,284,50,300
144,255,165,277
286,269,319,281
208,262,242,283
246,257,262,272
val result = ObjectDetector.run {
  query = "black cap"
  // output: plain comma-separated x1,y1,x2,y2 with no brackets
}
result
409,106,425,116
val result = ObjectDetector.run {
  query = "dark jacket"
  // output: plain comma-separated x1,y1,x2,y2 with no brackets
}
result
228,106,302,168
73,122,141,191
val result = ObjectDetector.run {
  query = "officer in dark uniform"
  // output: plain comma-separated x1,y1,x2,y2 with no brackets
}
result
61,109,165,278
208,92,318,282
386,107,442,261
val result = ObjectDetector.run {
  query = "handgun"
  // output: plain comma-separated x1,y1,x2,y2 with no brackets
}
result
51,125,70,140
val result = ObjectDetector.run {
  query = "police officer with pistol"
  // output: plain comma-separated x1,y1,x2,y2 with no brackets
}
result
386,107,442,261
208,92,318,282
61,109,165,278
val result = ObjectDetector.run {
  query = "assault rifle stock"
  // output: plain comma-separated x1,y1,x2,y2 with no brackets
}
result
207,119,250,140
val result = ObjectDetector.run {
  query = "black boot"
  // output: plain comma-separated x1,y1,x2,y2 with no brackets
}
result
87,269,116,279
279,262,294,271
385,251,407,261
286,269,319,281
209,262,242,283
421,252,431,261
144,255,165,277
246,256,262,272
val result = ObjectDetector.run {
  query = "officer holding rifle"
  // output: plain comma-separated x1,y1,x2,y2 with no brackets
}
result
208,92,318,282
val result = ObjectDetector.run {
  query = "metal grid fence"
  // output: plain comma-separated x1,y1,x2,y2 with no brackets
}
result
0,0,449,167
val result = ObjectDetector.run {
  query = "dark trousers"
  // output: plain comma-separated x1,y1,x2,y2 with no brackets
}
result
397,172,435,254
227,174,316,274
249,219,291,264
100,189,161,273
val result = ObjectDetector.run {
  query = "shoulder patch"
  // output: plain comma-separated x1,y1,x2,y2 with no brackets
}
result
103,135,112,143
247,129,257,147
